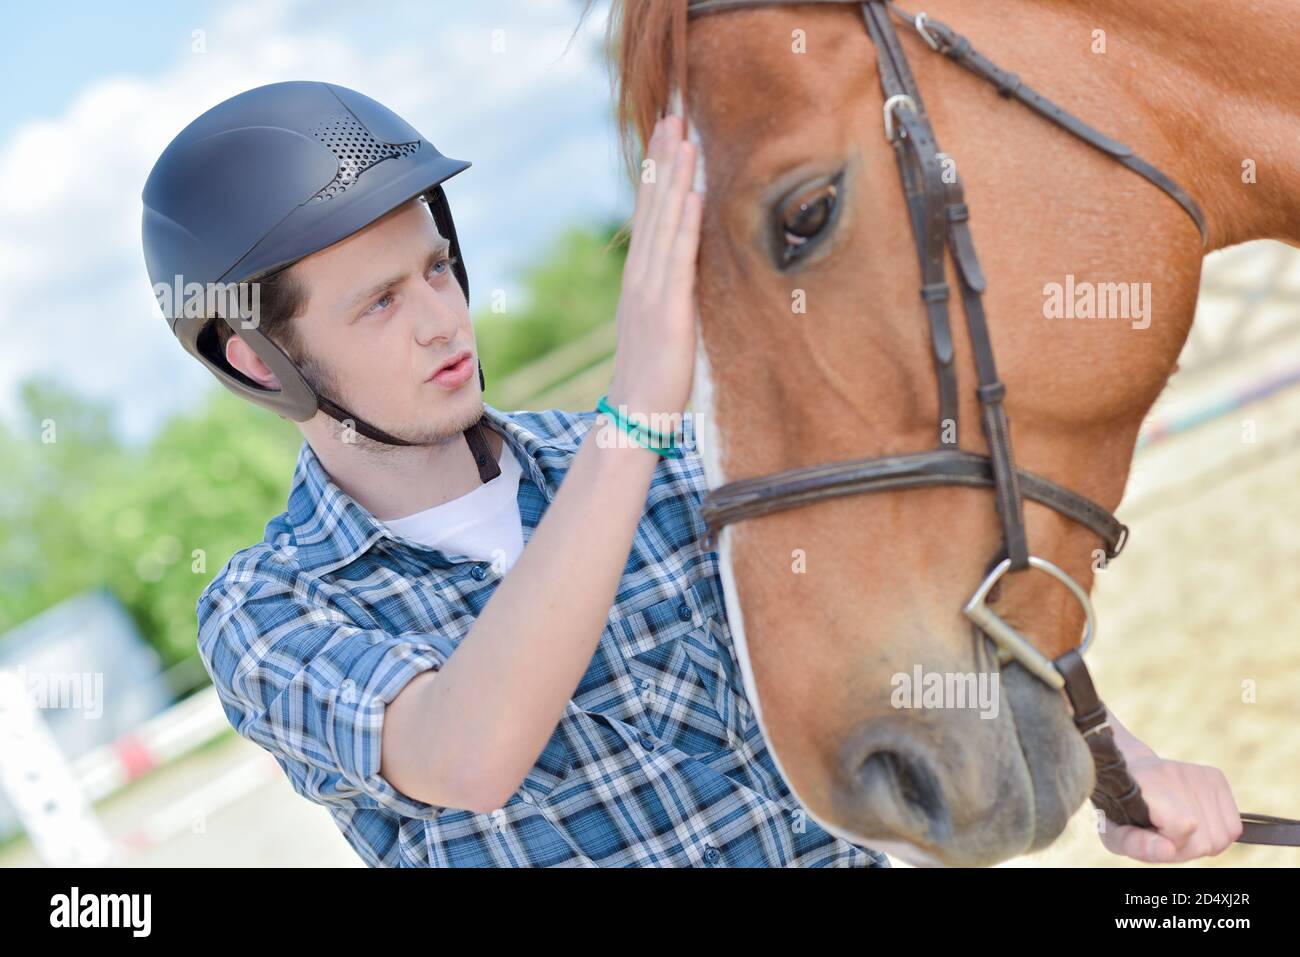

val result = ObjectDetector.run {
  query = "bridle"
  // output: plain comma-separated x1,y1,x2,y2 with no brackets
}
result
686,0,1300,847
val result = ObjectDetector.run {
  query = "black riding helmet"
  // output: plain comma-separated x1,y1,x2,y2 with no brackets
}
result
141,80,500,482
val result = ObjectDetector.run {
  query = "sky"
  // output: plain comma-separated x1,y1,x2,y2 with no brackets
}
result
0,0,631,443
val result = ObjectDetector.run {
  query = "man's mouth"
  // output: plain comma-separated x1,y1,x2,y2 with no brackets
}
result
427,350,474,388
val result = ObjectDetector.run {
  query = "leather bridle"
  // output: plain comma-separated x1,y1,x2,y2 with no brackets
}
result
686,0,1300,847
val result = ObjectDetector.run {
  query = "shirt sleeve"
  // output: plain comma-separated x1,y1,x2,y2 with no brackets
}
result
197,578,460,820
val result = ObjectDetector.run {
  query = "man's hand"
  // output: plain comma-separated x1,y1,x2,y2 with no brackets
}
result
1098,717,1245,862
607,114,702,426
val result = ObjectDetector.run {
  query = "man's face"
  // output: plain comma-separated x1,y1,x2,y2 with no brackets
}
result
291,195,481,447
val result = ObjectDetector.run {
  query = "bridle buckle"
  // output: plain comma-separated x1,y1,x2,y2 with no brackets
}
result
882,93,917,142
914,12,942,51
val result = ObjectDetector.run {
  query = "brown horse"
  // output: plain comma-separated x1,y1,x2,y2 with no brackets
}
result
607,0,1300,864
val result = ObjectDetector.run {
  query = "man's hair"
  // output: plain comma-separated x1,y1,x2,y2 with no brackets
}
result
214,264,309,368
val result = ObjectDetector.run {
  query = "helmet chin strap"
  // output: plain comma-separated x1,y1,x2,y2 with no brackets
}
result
311,360,502,484
461,420,502,483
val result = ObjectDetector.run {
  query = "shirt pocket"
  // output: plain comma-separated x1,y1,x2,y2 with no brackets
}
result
605,578,744,758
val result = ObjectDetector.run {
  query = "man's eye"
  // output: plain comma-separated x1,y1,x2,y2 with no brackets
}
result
362,257,453,317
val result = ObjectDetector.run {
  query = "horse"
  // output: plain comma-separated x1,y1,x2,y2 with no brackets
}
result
605,0,1300,865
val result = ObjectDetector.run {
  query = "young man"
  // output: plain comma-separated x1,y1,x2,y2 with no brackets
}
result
142,80,887,867
144,81,1243,869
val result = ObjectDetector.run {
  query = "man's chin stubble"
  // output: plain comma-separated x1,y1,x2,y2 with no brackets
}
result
305,359,485,455
322,403,483,455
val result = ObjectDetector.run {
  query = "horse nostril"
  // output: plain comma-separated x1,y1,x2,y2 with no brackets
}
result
856,748,951,845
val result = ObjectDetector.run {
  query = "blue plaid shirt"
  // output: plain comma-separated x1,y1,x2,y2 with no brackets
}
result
196,404,889,868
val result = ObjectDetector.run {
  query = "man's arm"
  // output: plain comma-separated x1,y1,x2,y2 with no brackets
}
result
381,430,662,812
381,115,703,814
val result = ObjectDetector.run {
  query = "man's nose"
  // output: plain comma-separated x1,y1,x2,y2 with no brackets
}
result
410,282,462,345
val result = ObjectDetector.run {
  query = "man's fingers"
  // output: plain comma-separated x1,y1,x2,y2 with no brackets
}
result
628,115,686,274
630,116,670,231
639,122,690,263
669,189,704,287
1102,823,1180,863
1140,789,1198,849
643,139,698,292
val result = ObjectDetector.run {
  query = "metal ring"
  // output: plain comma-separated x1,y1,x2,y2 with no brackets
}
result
882,93,916,142
962,555,1097,691
914,12,941,51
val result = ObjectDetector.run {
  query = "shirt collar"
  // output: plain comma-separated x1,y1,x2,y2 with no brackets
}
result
282,404,577,576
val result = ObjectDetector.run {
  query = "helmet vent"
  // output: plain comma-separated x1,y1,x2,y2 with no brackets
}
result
306,112,419,203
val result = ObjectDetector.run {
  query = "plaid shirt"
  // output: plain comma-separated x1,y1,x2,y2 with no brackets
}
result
196,404,889,868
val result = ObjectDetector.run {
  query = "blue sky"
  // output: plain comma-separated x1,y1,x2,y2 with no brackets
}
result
0,0,631,443
0,1,219,142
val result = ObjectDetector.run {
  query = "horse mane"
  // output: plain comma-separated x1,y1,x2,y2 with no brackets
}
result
586,0,689,185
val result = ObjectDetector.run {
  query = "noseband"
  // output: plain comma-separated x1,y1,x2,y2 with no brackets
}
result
687,0,1300,847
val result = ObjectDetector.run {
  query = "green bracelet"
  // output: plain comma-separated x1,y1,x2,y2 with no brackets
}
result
596,394,683,458
597,395,677,445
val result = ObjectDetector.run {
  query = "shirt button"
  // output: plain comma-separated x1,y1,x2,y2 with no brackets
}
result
470,564,488,580
519,790,535,805
703,845,721,866
639,734,656,751
677,602,692,622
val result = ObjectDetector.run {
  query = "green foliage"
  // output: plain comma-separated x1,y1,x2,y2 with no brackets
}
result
0,379,300,668
476,219,626,382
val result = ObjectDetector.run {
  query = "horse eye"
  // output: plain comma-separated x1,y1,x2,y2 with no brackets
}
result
779,182,839,265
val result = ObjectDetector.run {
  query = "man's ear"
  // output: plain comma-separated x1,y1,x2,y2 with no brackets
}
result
225,333,283,391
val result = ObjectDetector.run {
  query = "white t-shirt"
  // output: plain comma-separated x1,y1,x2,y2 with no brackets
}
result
382,437,525,571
